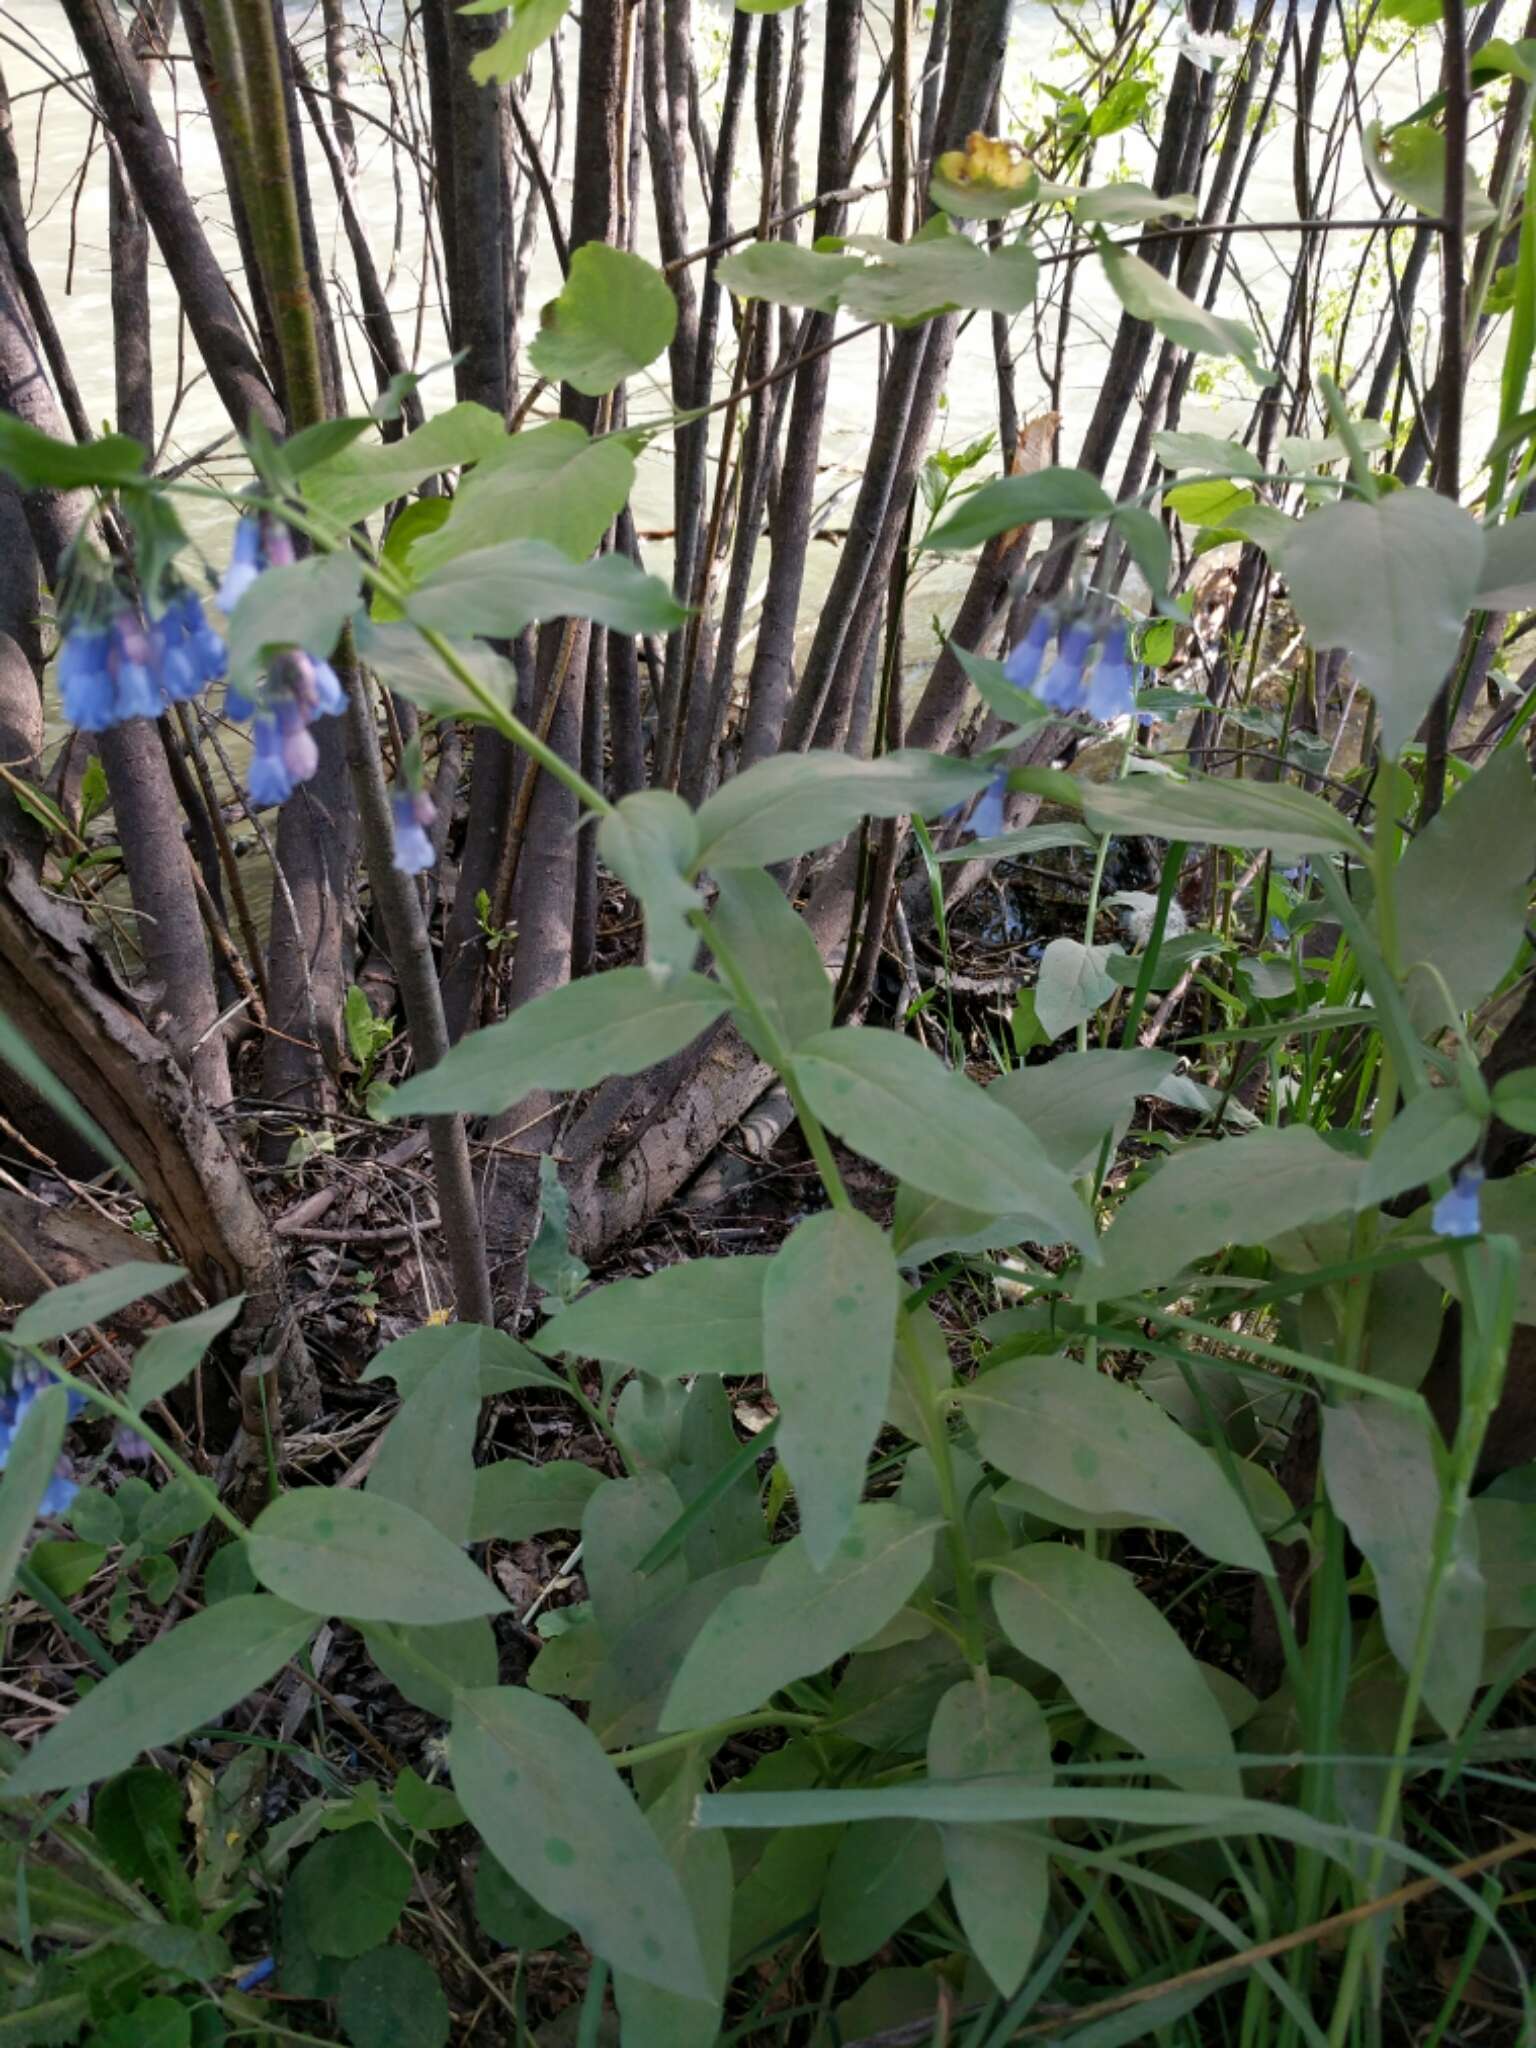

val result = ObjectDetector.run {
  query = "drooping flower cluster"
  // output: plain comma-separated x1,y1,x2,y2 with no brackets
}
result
0,1360,84,1521
391,785,438,874
217,510,296,611
1003,609,1138,724
58,587,229,733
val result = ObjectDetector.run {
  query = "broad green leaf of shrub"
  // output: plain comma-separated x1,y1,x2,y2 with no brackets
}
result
737,0,807,12
127,1297,243,1414
0,415,144,490
819,1818,945,1965
1033,937,1119,1040
1394,742,1536,1027
791,1027,1097,1250
1101,244,1272,384
339,1945,450,2048
1075,1124,1365,1304
300,402,505,523
1152,429,1264,478
989,1545,1240,1794
529,243,678,395
1166,478,1256,528
224,552,361,691
830,221,1038,324
0,1387,69,1603
613,1765,733,2048
765,1210,900,1567
1493,1067,1536,1134
531,1257,771,1376
692,747,991,868
1277,419,1391,472
923,467,1112,552
716,241,863,312
366,1332,482,1544
1281,488,1485,759
1081,770,1368,859
708,868,833,1053
1321,1399,1484,1735
464,0,571,85
361,1321,561,1399
927,1677,1051,1994
1075,181,1197,223
247,1488,508,1623
406,537,687,639
935,819,1095,863
290,1828,413,1958
1474,512,1536,607
470,1459,604,1544
959,1357,1272,1573
661,1505,941,1729
384,967,730,1118
1357,1090,1482,1210
590,1557,771,1747
476,1851,571,1950
13,1262,185,1347
410,419,636,575
1364,119,1497,230
583,1473,691,1640
1111,501,1174,593
451,1684,710,1996
990,1048,1178,1178
361,1618,498,1720
6,1596,315,1794
597,791,703,979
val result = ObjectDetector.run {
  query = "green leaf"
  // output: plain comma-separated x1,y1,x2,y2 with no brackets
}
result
339,1946,450,2048
1152,430,1263,478
1100,243,1272,385
13,1263,185,1347
136,1478,213,1551
598,792,703,979
612,1764,733,2047
1033,938,1119,1040
92,1767,188,1913
819,1818,945,1965
736,0,807,11
470,1459,604,1543
362,1618,498,1719
466,0,570,83
300,401,506,523
708,868,833,1053
372,499,452,619
92,1997,191,2048
356,618,518,721
1278,420,1392,472
989,1545,1240,1793
280,416,373,477
765,1211,899,1567
128,1298,243,1414
29,1538,105,1599
529,244,678,396
411,419,635,575
661,1505,940,1729
934,820,1095,863
406,538,688,639
1166,478,1256,528
1358,1090,1481,1209
0,416,144,490
831,221,1038,324
692,748,991,869
0,1387,68,1600
1081,770,1369,860
450,1685,709,1995
383,967,730,1118
927,1677,1051,1995
531,1257,771,1377
1110,502,1173,594
361,1321,561,1399
1394,742,1536,1027
289,1830,413,1958
923,468,1112,552
367,1332,482,1544
1281,487,1486,759
247,1488,507,1624
1470,33,1536,79
716,241,867,313
476,1852,571,1949
1321,1400,1483,1735
5,1596,314,1794
1365,119,1497,231
1075,1125,1364,1305
1493,1067,1536,1134
1076,180,1196,222
959,1357,1271,1573
792,1027,1096,1250
1087,78,1156,138
394,1766,465,1831
989,1048,1178,1178
224,551,362,694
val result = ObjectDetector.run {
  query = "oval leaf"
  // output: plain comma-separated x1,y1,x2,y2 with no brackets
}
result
248,1488,507,1623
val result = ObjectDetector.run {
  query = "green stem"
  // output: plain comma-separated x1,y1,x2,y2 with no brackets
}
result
607,1710,821,1772
900,1312,985,1671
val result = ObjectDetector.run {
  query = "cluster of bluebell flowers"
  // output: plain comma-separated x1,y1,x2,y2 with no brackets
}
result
59,587,229,733
1004,608,1137,724
391,786,438,875
0,1359,83,1521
